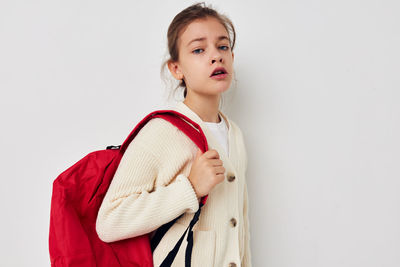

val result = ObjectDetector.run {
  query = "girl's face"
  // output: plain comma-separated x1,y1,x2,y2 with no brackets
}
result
168,16,234,98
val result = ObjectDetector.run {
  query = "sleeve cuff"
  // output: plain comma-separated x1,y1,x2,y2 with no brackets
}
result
176,174,200,213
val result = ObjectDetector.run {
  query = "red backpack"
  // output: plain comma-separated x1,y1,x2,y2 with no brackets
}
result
49,110,209,267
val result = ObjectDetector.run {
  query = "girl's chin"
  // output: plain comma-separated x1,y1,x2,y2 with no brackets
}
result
215,82,231,91
190,82,231,95
211,85,230,95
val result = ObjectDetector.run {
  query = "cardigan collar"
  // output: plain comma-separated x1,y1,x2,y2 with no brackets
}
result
172,101,238,175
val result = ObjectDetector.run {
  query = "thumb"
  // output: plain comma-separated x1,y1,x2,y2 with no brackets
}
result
195,148,203,158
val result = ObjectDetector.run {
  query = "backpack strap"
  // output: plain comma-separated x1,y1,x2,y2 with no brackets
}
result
119,109,210,267
158,202,203,267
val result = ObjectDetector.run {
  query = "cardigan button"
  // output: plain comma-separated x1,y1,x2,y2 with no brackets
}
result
230,218,237,227
227,174,236,182
228,262,237,267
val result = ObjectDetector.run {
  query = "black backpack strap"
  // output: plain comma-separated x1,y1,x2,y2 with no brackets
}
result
156,203,203,267
184,203,202,266
150,213,184,252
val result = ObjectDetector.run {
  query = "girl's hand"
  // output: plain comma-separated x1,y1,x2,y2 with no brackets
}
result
187,148,226,199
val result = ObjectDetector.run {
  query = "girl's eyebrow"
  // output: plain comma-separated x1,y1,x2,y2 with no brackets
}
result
187,35,229,47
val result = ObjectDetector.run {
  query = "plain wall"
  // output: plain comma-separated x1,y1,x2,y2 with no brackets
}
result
0,0,399,266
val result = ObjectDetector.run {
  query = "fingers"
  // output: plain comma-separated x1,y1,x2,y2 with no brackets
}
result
203,149,220,159
214,166,226,175
215,173,225,181
210,158,224,166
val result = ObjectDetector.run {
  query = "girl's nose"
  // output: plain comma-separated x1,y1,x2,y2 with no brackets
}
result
210,47,223,64
211,58,223,64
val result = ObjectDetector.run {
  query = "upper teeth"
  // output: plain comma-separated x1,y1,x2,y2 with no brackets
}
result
214,70,223,75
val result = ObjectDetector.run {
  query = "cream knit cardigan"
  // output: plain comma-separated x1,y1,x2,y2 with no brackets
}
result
96,101,252,267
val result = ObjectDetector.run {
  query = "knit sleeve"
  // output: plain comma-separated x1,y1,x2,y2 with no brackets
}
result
242,180,252,267
95,130,200,243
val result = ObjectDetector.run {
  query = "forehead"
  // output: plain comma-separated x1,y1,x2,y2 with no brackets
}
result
179,17,229,46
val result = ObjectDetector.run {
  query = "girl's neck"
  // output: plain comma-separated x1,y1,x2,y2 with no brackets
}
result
183,96,221,123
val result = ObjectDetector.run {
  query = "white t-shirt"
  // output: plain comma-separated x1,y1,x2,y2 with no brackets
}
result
203,113,229,156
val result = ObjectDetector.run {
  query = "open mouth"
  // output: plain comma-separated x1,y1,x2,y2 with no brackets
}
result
210,67,228,77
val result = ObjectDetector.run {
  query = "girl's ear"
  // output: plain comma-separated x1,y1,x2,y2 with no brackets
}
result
167,60,184,81
232,51,234,62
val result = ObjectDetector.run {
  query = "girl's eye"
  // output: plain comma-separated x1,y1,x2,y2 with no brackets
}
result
192,46,230,54
192,48,204,54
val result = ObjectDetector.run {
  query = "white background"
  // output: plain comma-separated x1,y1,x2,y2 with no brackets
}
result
1,0,399,266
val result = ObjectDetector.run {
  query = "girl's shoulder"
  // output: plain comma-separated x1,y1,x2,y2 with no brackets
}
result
130,117,196,158
227,118,248,170
134,116,194,141
227,118,245,143
133,117,175,143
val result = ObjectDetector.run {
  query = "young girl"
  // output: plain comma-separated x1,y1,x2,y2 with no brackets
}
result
96,2,251,266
